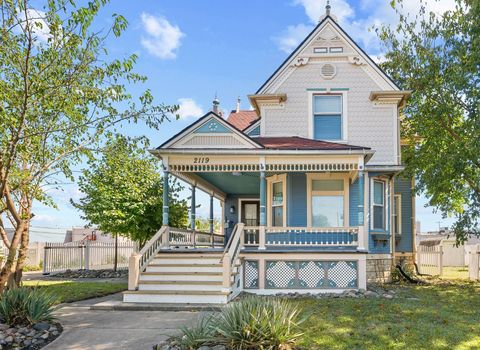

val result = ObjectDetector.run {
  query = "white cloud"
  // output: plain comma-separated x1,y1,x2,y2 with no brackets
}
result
140,13,184,59
18,8,51,43
276,0,457,56
293,0,354,24
274,23,313,53
31,214,57,225
177,98,203,119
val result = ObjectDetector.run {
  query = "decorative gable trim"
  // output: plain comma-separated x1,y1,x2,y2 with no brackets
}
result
158,112,263,150
194,117,231,133
256,16,401,95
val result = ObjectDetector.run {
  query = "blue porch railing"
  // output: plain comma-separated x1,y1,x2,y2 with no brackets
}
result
243,226,360,247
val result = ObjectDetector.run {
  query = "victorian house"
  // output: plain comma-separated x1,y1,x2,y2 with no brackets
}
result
125,6,415,304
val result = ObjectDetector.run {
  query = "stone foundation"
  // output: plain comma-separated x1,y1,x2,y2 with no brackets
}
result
366,255,393,283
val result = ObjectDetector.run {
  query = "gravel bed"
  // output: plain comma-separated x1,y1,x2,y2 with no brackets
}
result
0,322,62,349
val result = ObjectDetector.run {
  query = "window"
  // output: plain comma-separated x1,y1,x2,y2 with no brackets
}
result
272,182,284,227
393,195,402,235
314,47,328,53
310,179,345,227
313,95,342,140
329,47,343,53
373,180,385,230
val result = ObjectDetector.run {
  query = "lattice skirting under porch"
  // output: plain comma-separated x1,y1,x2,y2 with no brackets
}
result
243,259,359,290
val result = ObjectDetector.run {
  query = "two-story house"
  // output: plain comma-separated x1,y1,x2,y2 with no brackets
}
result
124,7,415,304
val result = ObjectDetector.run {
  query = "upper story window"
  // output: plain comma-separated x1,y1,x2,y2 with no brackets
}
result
373,180,386,230
313,95,343,140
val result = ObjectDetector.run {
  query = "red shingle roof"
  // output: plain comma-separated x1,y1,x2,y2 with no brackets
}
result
227,110,259,131
254,136,370,151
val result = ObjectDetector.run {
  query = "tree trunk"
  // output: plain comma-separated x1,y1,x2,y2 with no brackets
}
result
0,222,25,291
13,221,30,286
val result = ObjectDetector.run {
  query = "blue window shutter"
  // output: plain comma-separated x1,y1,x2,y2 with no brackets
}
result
314,115,342,140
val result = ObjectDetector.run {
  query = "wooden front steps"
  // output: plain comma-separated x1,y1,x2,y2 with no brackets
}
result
123,251,231,304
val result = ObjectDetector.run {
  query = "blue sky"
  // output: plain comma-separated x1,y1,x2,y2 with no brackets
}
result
28,0,456,241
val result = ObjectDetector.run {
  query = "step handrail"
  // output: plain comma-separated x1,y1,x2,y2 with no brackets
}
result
220,223,244,288
139,225,168,272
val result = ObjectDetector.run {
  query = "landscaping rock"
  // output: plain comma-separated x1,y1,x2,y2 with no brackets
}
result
0,322,62,350
33,322,50,332
48,268,128,279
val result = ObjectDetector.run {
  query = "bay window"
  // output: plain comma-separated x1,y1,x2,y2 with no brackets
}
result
393,194,402,235
373,180,386,230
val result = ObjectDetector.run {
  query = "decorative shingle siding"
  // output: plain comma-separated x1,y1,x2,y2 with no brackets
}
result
394,177,414,253
263,61,397,165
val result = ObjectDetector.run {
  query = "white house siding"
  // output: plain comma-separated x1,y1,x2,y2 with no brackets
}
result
262,60,397,165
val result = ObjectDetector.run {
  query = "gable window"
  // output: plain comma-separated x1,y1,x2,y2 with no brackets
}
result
373,180,386,230
393,194,402,235
313,95,342,140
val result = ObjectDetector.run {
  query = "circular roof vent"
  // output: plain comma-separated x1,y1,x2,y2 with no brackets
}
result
320,63,336,79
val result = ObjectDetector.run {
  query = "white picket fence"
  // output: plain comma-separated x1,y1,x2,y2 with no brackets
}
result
1,242,45,267
468,244,480,281
43,240,135,274
417,244,443,276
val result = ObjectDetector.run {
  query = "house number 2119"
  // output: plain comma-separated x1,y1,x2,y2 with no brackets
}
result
193,157,209,164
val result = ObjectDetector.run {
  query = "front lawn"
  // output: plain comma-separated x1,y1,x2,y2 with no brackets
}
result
297,280,480,350
22,280,127,304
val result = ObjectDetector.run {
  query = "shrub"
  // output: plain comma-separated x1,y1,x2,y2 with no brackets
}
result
176,314,217,349
0,287,57,326
177,296,307,350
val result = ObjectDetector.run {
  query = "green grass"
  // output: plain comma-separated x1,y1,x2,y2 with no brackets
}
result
296,280,480,350
440,266,469,280
21,280,127,304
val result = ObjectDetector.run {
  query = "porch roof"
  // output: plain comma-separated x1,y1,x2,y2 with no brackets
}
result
254,137,370,151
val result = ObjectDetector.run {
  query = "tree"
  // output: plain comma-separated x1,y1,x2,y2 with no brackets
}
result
0,0,177,289
378,0,479,243
72,136,188,248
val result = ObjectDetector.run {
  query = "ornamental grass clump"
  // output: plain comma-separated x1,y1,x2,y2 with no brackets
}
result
176,296,307,350
0,287,57,326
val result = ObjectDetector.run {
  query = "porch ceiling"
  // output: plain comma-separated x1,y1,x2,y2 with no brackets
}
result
196,172,260,195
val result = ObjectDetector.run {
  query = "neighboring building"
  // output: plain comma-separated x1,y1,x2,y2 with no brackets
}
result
125,6,415,304
64,227,131,244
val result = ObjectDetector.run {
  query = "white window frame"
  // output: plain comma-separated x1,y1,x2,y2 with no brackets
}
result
267,174,287,227
307,91,348,142
306,173,349,228
371,179,387,231
392,194,402,235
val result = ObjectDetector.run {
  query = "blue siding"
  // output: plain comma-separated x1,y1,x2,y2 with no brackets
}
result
247,125,260,136
394,177,414,253
349,179,359,227
194,118,231,133
314,115,342,140
287,173,307,226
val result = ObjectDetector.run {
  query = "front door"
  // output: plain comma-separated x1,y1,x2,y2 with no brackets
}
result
241,201,260,245
241,201,259,226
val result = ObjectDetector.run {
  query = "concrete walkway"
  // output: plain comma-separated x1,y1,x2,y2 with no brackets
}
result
44,293,200,350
